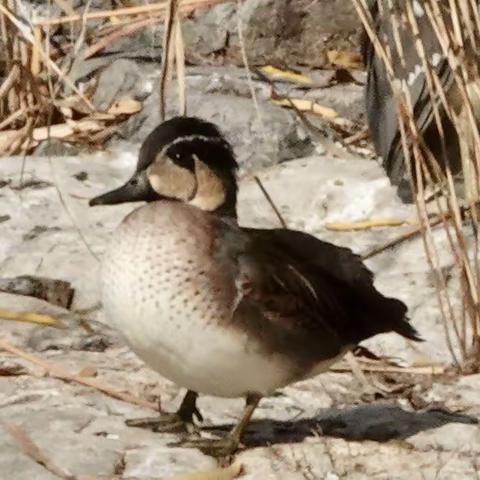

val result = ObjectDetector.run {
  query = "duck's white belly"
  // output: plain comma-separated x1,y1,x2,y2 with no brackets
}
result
101,203,293,397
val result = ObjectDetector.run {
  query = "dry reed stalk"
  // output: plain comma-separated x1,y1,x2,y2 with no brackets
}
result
0,4,95,111
1,0,171,154
237,0,264,129
394,2,464,366
353,0,480,370
36,0,230,27
159,0,178,120
174,10,187,116
0,64,20,100
0,2,95,156
169,462,242,480
254,176,287,228
6,423,77,480
158,0,188,119
0,338,157,410
84,16,154,59
0,0,230,154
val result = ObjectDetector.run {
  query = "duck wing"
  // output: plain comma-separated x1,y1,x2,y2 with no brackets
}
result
214,221,421,362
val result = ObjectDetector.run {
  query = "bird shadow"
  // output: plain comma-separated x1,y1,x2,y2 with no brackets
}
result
204,402,478,447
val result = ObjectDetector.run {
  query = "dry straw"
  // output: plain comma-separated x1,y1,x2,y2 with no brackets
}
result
0,0,225,155
353,0,480,371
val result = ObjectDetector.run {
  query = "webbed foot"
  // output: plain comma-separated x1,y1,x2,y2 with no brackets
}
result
126,390,202,433
169,434,240,457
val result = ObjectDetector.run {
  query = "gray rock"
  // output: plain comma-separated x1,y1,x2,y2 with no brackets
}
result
119,72,315,170
182,3,236,63
124,447,216,479
22,0,361,69
142,0,359,67
34,139,83,156
92,59,156,111
186,0,358,67
410,422,480,454
0,441,58,480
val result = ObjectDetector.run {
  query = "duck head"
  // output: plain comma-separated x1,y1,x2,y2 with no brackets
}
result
89,116,238,217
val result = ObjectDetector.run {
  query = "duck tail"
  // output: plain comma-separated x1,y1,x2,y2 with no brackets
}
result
385,297,423,342
392,315,423,342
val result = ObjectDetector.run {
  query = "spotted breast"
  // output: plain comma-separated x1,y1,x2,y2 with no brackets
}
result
101,201,295,398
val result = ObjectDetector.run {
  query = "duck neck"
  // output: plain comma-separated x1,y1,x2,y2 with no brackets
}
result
214,180,238,219
214,202,237,219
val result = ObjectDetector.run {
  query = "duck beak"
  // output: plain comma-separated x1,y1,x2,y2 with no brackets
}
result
89,171,157,206
89,182,132,206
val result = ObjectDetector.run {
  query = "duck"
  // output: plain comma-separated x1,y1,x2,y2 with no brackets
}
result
89,115,421,456
362,0,480,203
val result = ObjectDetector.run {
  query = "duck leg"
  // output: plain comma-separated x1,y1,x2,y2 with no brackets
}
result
126,390,202,433
171,394,261,457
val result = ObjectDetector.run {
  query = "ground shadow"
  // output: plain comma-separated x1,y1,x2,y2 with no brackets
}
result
205,402,479,446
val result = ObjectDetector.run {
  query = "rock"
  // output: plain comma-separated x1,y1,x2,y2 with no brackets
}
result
117,66,315,170
34,140,83,157
0,275,74,309
92,59,156,111
230,0,360,67
0,440,58,480
0,291,122,353
124,447,216,479
409,422,480,454
182,2,236,64
0,153,135,318
27,0,360,68
96,0,361,68
35,62,325,163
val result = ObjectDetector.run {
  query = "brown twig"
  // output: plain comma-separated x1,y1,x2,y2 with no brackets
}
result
343,127,369,145
159,0,178,120
0,3,95,112
254,176,287,228
84,17,154,59
174,9,187,117
0,63,20,100
0,338,157,410
35,0,230,26
237,0,263,128
362,200,480,260
326,218,414,231
361,224,424,260
5,423,76,480
252,67,334,143
170,462,243,480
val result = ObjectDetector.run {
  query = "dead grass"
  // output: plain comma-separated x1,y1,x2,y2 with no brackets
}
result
353,0,480,371
0,0,227,155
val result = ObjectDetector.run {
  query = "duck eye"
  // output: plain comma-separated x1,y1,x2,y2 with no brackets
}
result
130,178,139,186
172,152,194,169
